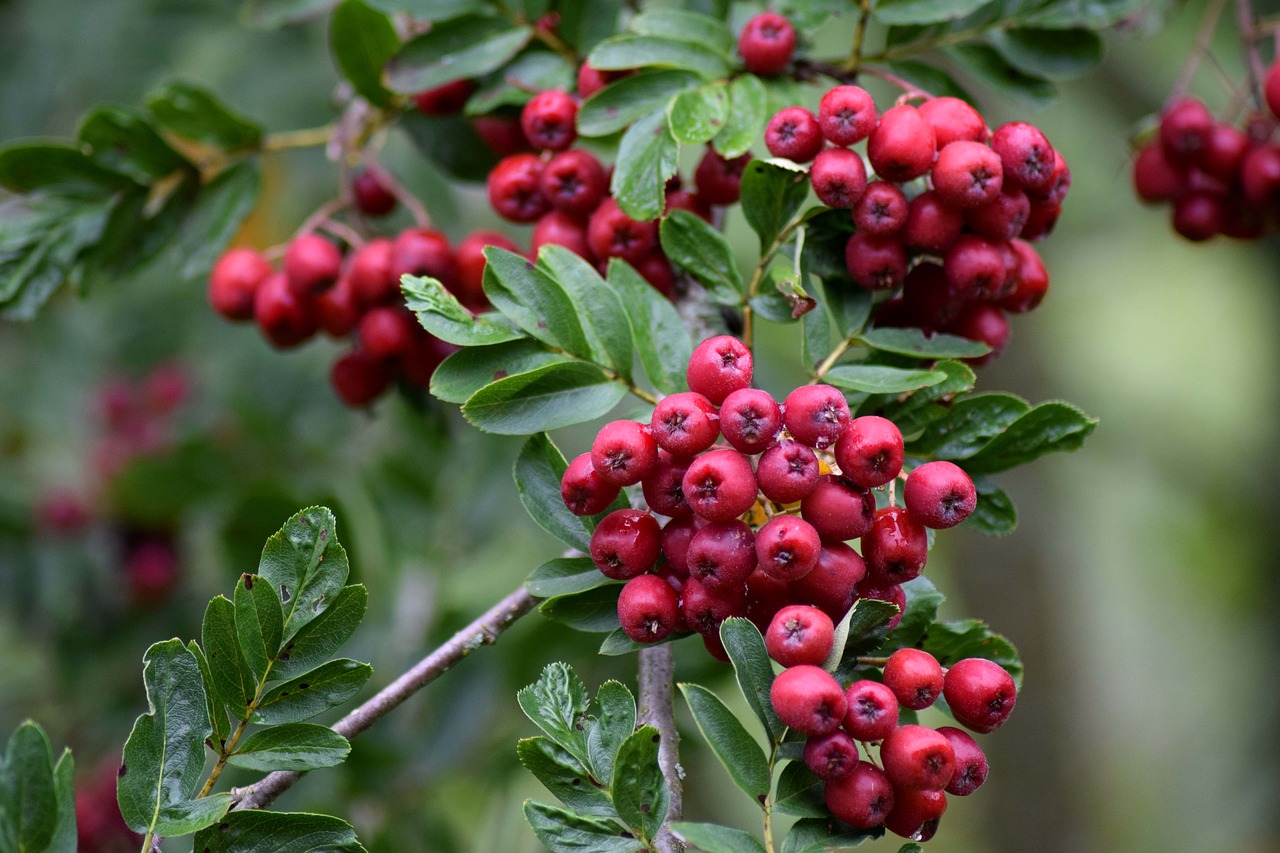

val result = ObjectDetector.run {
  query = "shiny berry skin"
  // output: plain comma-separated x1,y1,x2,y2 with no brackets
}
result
1158,98,1213,165
738,12,796,76
682,448,757,522
1132,142,1185,203
413,79,475,115
790,542,866,621
209,248,272,321
937,726,989,796
765,106,824,162
681,576,747,634
804,731,859,781
757,515,822,581
352,171,396,217
884,649,944,711
330,349,393,408
918,96,987,147
943,658,1017,733
801,475,876,543
835,416,904,489
903,190,964,254
854,580,906,630
946,302,1010,365
1268,60,1280,119
643,451,694,519
845,231,907,291
756,439,820,504
868,104,936,182
650,392,719,456
618,574,681,642
1197,123,1250,182
456,231,517,309
745,566,792,631
391,228,459,290
881,724,955,791
590,509,662,579
587,198,658,263
824,762,895,829
862,507,928,586
561,452,621,515
521,90,578,152
765,604,834,666
841,680,899,742
1000,239,1049,313
686,519,757,590
818,85,877,146
719,388,781,454
884,787,947,841
904,461,976,528
347,238,396,307
992,121,1057,192
694,149,750,205
254,273,317,348
314,278,359,337
284,234,342,296
1172,192,1224,241
686,335,752,404
932,140,1004,209
853,180,909,236
591,420,659,487
944,233,1006,300
1031,149,1071,205
810,147,868,209
966,183,1031,242
660,514,701,571
539,149,608,217
770,664,847,735
358,306,416,360
487,153,549,223
783,384,850,449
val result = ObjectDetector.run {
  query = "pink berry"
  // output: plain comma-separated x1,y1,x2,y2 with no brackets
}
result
880,724,955,791
681,448,757,522
765,106,824,162
834,416,903,489
738,12,796,76
686,336,752,405
842,679,899,742
782,384,849,449
618,574,681,642
765,604,835,667
904,461,977,528
943,658,1017,733
770,665,847,735
561,452,621,515
818,85,877,146
883,648,944,711
591,420,659,487
800,475,876,543
590,509,662,579
650,392,720,456
824,762,895,829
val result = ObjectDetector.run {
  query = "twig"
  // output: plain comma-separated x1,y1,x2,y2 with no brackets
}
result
294,199,346,239
230,586,538,812
637,645,684,853
846,0,874,72
367,160,432,229
1169,0,1230,102
1236,0,1268,109
261,125,333,153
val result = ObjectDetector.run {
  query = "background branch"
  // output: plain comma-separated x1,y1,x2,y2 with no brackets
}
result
638,644,684,853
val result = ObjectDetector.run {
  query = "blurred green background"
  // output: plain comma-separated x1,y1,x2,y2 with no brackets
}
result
1,1,1278,851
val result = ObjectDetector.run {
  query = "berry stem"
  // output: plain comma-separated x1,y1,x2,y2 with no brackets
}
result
845,0,874,72
367,160,433,228
1169,0,1230,103
637,644,684,852
1236,0,1268,108
858,65,934,100
812,338,852,380
294,198,347,240
317,217,367,249
261,125,334,153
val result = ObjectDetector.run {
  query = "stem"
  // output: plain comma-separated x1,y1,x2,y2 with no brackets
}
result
858,65,933,100
367,160,432,228
1169,0,1230,102
741,212,816,349
637,644,683,853
317,217,367,250
229,586,538,811
1237,0,1267,108
262,126,333,153
295,199,346,239
845,0,874,72
813,337,853,380
857,656,890,667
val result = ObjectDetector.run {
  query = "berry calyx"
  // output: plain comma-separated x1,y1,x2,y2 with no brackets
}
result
943,658,1017,733
765,604,834,667
770,664,847,735
903,460,977,529
618,574,680,642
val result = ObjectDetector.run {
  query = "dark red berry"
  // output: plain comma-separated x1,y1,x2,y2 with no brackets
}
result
804,731,859,781
413,79,475,116
539,149,608,217
680,576,747,634
810,146,869,209
591,420,659,487
633,252,677,296
937,726,989,796
932,140,1004,209
770,664,846,735
884,649,944,711
473,113,530,156
401,333,454,388
881,724,955,791
618,574,680,642
765,604,834,666
853,180,909,237
315,278,360,337
1132,142,1185,203
790,542,866,622
532,209,593,259
650,392,719,456
686,335,752,404
347,238,396,307
765,106,824,162
918,96,987,148
946,302,1010,365
746,566,793,631
209,248,271,321
756,515,822,581
800,475,875,543
862,507,928,586
330,349,393,407
738,12,796,76
1021,199,1061,241
900,262,958,331
577,61,626,98
1158,98,1213,165
587,198,658,263
456,231,518,310
904,461,976,529
943,658,1017,733
660,514,702,572
590,509,662,579
694,149,750,205
999,239,1048,313
884,787,947,841
682,449,757,522
521,90,578,152
868,105,936,183
687,520,757,591
284,234,342,296
358,306,416,360
966,183,1031,242
488,153,549,223
825,762,895,829
719,388,781,454
854,580,905,630
842,680,899,742
845,231,907,291
254,273,317,348
903,191,964,255
643,451,694,518
756,440,820,504
992,121,1057,192
1030,149,1071,205
391,228,458,288
818,85,877,146
561,452,621,515
1196,123,1250,182
352,171,396,217
783,384,850,449
665,188,713,222
944,233,1006,300
1172,191,1224,241
1267,61,1280,119
835,416,904,489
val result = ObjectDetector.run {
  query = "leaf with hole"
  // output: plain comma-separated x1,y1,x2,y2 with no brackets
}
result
257,506,349,641
273,583,368,680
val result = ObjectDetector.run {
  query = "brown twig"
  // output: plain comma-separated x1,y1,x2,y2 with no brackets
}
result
1169,0,1230,103
1237,0,1268,109
637,644,684,853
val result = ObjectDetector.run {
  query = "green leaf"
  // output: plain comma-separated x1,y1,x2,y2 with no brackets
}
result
536,245,635,380
0,722,57,852
399,111,499,182
740,159,809,252
587,680,636,783
48,748,75,853
679,684,770,803
514,434,595,553
588,34,730,80
898,843,924,853
945,43,1057,105
385,14,532,93
597,628,688,655
227,723,351,772
258,507,350,642
578,69,703,137
78,106,189,180
189,641,231,746
465,51,576,115
964,475,1017,536
235,573,284,685
274,584,369,680
834,598,902,678
909,392,1031,460
612,109,680,222
631,8,734,53
773,762,826,818
145,81,263,150
713,73,767,158
366,0,484,20
523,800,636,853
432,340,567,404
0,144,135,195
463,362,626,434
558,0,623,53
192,810,365,852
780,817,883,853
859,360,975,438
611,726,669,840
988,28,1103,79
242,0,339,29
659,209,743,304
825,365,949,394
605,259,691,395
401,274,524,347
254,659,373,725
118,640,228,836
517,737,616,816
880,576,945,654
173,160,261,280
670,822,767,853
483,247,589,356
872,0,994,24
922,619,1023,687
822,284,873,340
330,0,400,107
889,60,976,102
526,557,615,598
667,83,729,145
203,596,253,718
517,662,592,767
858,327,989,359
539,585,623,633
1023,0,1142,28
802,288,833,372
718,618,783,740
961,401,1098,474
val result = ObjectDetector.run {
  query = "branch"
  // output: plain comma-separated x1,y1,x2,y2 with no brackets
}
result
230,585,539,812
637,644,684,853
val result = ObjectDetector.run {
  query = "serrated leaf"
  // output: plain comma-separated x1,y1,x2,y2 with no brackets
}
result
463,362,626,434
253,659,373,725
431,340,567,404
539,585,624,633
192,809,365,852
859,360,975,437
858,327,990,359
385,14,533,93
612,109,679,222
523,800,636,853
611,726,669,840
718,618,783,741
48,748,75,853
680,684,769,804
880,576,945,653
964,475,1017,536
518,737,616,816
78,106,190,180
605,259,691,395
945,43,1057,105
173,160,260,280
203,596,253,719
909,392,1031,460
399,111,498,182
118,640,225,835
0,722,58,852
922,620,1023,686
961,401,1098,474
631,8,734,52
235,573,284,685
713,73,767,158
741,159,809,252
536,245,634,380
667,83,729,145
773,761,826,818
781,817,884,852
258,507,350,641
274,584,368,680
825,365,949,394
518,662,592,767
227,723,350,772
514,434,595,552
330,0,400,107
587,680,636,783
670,822,767,853
659,209,743,304
872,0,994,24
526,557,615,598
988,28,1103,79
189,641,231,745
578,69,703,137
401,274,524,347
588,34,731,80
145,82,262,150
0,144,136,196
483,247,590,356
834,598,902,679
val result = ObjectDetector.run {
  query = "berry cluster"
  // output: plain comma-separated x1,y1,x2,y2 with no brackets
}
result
1132,61,1280,241
559,335,979,659
770,648,1015,840
765,87,1067,363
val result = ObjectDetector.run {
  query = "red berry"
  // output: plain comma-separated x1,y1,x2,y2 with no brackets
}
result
1021,199,1062,241
946,302,1010,364
918,96,987,148
810,147,869,209
587,198,658,263
413,79,475,115
315,277,361,337
660,514,702,572
1028,148,1071,207
209,248,272,321
765,604,834,666
686,335,752,404
868,105,936,182
853,180,909,237
718,388,781,454
694,149,750,205
884,787,947,841
903,190,964,255
783,384,850,449
790,542,866,622
126,538,179,606
999,239,1049,314
473,113,530,156
738,12,796,76
904,460,976,528
284,234,342,296
943,658,1017,733
1267,60,1280,119
1196,123,1250,182
770,664,846,734
756,515,822,581
765,106,824,162
391,228,458,289
745,566,793,631
862,506,929,586
854,580,906,630
1241,143,1280,208
330,349,393,407
488,153,549,223
932,140,1004,209
681,448,757,522
532,210,593,260
650,391,719,456
835,415,904,489
824,762,895,829
643,451,695,519
618,574,680,642
943,233,1006,300
456,231,518,310
937,726,988,796
881,724,955,791
254,273,317,348
1159,98,1213,165
818,85,877,146
756,439,820,504
591,420,659,487
844,231,907,291
800,474,876,543
992,121,1057,192
347,238,396,307
352,171,396,217
687,519,757,591
966,183,1031,242
633,252,677,296
1132,142,1185,203
561,452,621,515
680,575,747,634
665,188,713,222
702,630,731,661
539,149,608,217
804,731,859,781
900,262,958,332
401,333,455,388
358,306,416,360
883,649,944,711
577,61,626,98
590,509,662,579
1172,191,1224,241
521,90,578,152
842,679,899,742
